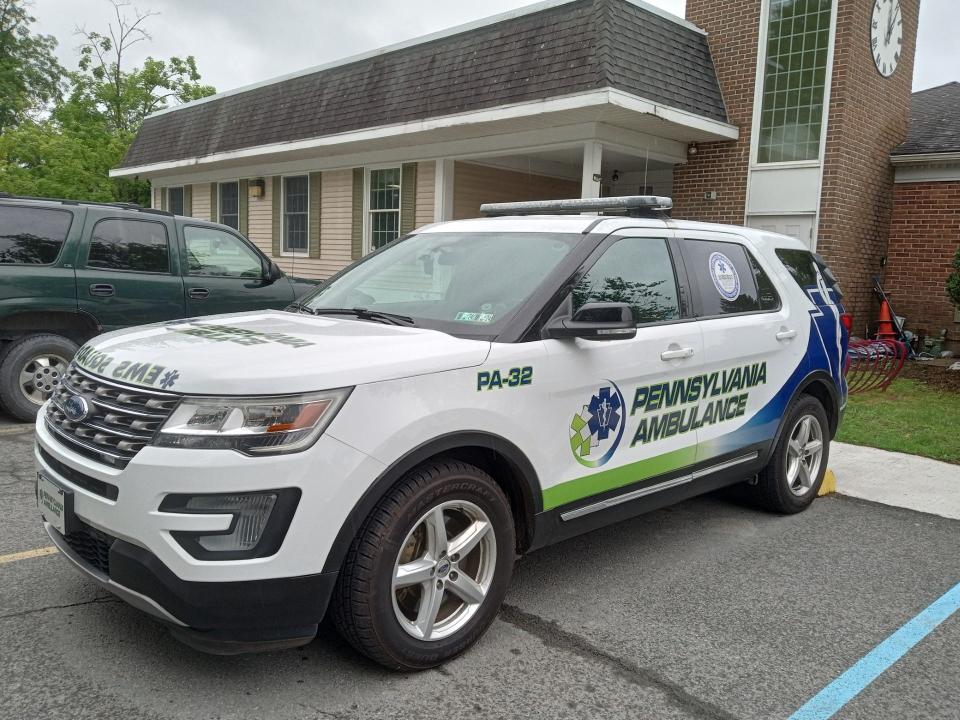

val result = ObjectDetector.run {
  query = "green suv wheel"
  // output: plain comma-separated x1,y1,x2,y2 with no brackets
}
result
0,334,77,422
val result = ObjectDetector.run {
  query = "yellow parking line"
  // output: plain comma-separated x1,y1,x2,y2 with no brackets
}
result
0,546,58,565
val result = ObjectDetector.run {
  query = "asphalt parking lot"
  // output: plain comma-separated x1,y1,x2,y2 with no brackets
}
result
2,421,958,719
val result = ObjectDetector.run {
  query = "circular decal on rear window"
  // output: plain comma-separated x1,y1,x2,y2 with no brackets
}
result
708,252,740,300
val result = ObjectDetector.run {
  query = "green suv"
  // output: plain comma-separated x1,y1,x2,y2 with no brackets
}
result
0,195,317,421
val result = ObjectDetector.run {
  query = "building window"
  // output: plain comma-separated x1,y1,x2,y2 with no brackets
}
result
167,188,183,215
757,0,832,164
167,187,184,216
283,175,308,253
219,181,239,229
368,167,401,251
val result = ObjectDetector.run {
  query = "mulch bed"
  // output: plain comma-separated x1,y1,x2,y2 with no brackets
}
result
898,360,960,393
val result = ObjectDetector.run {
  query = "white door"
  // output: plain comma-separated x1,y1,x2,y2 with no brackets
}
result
748,214,815,248
538,230,705,511
675,232,808,465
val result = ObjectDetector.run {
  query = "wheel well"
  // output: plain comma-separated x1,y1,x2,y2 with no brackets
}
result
0,311,100,347
801,379,838,437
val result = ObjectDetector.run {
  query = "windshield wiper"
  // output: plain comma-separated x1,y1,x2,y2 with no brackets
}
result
285,302,317,315
310,307,416,326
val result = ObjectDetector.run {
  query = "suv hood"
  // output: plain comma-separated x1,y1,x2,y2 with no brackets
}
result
73,311,491,395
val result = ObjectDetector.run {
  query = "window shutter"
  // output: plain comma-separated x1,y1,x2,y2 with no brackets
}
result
400,163,417,235
308,172,322,258
159,187,167,212
271,176,282,257
351,168,364,260
210,184,219,224
183,185,193,217
238,179,249,235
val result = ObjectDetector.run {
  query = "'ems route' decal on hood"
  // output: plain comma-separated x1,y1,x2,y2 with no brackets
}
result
166,324,314,348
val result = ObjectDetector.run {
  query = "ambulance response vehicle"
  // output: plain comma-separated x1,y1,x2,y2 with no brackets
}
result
35,197,848,671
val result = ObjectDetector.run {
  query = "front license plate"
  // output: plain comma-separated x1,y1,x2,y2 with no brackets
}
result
37,472,72,535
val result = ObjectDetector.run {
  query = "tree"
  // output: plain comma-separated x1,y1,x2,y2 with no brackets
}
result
0,0,66,133
947,248,960,310
72,1,214,135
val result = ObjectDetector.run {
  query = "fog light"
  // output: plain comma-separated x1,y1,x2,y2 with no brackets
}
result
187,494,277,552
159,488,301,560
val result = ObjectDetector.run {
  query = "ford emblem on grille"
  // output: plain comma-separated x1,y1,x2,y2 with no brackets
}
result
63,394,92,422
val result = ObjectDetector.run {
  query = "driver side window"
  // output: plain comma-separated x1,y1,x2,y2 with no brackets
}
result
573,237,680,325
183,226,263,278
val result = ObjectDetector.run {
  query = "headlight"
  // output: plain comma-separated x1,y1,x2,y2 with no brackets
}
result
156,388,351,455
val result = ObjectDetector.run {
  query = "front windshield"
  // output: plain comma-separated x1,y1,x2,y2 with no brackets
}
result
300,232,580,336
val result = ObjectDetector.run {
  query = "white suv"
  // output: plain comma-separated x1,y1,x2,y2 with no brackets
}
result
36,197,849,670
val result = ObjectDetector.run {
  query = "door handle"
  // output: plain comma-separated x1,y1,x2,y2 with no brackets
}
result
776,328,798,341
88,283,115,297
660,347,695,361
188,287,210,300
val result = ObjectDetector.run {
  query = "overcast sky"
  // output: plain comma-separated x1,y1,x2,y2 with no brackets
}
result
31,0,958,102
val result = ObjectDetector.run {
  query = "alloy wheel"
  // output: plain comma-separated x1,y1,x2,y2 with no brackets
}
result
392,500,497,642
785,414,824,496
19,353,69,406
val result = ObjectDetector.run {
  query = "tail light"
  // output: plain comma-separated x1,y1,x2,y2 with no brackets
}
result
840,313,853,333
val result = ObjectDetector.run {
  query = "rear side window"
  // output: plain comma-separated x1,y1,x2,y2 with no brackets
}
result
680,239,767,316
573,237,681,325
87,218,170,273
775,249,818,287
0,206,73,264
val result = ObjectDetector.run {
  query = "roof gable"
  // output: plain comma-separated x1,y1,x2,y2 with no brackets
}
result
119,0,727,169
893,82,960,156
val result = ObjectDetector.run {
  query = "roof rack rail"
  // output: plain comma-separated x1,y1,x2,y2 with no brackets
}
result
479,195,673,218
0,192,174,217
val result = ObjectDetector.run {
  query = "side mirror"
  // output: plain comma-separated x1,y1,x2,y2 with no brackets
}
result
545,302,637,341
261,259,283,285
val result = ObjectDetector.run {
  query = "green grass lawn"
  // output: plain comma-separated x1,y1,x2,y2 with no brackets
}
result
837,378,960,464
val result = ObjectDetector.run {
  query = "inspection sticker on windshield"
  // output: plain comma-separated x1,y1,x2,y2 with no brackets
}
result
455,312,495,324
708,252,741,300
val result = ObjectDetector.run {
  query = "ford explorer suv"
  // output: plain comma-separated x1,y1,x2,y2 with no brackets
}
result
0,195,317,421
35,196,849,671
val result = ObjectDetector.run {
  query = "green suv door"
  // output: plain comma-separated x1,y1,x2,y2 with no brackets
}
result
180,223,295,316
75,215,186,331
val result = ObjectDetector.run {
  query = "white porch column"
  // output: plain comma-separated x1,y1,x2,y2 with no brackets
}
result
580,141,603,199
434,159,455,222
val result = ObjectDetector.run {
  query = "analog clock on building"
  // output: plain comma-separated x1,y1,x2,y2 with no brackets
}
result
871,0,903,77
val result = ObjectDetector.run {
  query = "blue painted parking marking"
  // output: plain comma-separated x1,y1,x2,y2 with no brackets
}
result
789,581,960,720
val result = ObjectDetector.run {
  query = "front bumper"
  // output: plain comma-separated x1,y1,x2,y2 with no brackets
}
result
45,519,336,652
35,407,387,651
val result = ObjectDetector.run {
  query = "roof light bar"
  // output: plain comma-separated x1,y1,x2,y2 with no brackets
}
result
479,195,673,217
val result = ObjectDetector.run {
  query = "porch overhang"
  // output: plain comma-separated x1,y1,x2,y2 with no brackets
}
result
110,88,738,182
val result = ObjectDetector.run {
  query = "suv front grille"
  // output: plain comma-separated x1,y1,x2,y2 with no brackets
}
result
62,521,116,575
45,365,180,468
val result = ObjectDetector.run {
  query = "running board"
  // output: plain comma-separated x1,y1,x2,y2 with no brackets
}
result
559,452,759,522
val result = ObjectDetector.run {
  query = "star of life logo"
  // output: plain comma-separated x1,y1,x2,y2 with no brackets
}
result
569,382,626,468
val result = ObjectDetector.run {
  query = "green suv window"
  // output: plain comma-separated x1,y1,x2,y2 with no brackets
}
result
0,206,73,265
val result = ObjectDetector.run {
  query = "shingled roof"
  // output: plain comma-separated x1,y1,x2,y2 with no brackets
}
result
118,0,727,169
892,82,960,157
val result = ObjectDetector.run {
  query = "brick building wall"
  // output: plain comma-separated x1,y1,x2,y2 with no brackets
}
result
672,1,761,224
816,0,920,326
884,181,960,349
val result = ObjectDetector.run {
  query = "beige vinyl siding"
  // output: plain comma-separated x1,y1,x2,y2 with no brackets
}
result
190,183,211,221
453,161,579,220
152,186,161,209
415,161,435,228
248,177,273,255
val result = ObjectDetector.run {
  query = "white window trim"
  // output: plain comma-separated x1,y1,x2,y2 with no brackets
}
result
280,173,310,258
217,179,241,230
748,0,838,169
363,164,402,256
165,186,185,215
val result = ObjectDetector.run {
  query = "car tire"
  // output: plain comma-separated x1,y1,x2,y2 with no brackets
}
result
754,394,830,514
331,459,515,671
0,334,77,422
